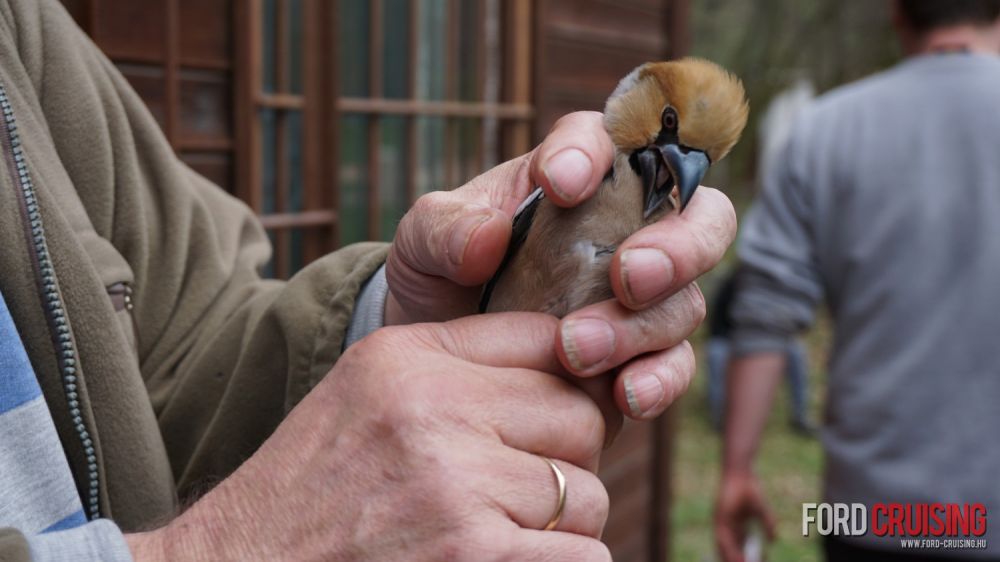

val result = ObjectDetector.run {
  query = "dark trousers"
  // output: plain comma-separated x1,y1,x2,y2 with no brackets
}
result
825,536,999,562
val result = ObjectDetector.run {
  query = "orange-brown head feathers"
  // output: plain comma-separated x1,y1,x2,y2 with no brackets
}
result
604,58,749,163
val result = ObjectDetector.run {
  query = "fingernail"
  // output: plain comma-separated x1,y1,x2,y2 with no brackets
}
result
620,248,674,305
543,148,592,203
561,318,615,371
624,372,665,418
447,210,494,266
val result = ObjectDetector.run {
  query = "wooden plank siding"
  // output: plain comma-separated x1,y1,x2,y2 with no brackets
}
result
533,1,686,560
534,0,673,136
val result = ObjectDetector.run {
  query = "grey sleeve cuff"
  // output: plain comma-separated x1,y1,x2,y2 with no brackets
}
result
343,263,389,349
728,329,795,357
27,519,133,562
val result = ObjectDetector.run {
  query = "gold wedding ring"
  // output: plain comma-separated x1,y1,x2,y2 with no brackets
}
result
541,457,567,531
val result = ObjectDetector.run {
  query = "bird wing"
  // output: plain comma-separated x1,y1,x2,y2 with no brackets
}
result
478,186,545,312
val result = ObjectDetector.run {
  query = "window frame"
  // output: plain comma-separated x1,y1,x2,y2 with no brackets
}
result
234,0,535,278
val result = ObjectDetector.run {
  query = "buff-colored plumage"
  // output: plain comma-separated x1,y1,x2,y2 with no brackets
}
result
486,153,651,315
484,58,748,316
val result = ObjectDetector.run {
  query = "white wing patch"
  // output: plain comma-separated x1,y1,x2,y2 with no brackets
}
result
572,240,599,267
571,241,617,268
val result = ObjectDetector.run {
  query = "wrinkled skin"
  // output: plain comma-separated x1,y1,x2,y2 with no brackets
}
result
125,111,737,562
387,111,736,423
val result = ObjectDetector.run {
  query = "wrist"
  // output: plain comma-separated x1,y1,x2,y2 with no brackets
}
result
721,463,756,480
124,529,167,562
125,520,216,562
170,486,257,561
126,488,255,561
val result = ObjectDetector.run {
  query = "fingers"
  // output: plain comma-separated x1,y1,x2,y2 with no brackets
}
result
556,283,706,376
576,375,623,450
390,190,511,288
446,524,610,562
740,477,778,540
428,312,566,372
388,112,616,292
715,519,745,562
386,111,617,324
371,317,605,469
530,112,615,207
610,186,737,310
757,495,779,540
391,110,616,285
509,529,612,562
714,474,777,562
475,366,606,471
715,503,776,562
613,341,697,420
486,453,609,539
427,316,612,464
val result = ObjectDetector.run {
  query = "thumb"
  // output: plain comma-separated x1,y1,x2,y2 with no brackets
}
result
390,110,616,287
391,189,511,287
389,147,545,289
529,111,614,206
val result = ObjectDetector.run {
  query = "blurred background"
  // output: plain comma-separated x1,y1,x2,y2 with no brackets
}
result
56,1,902,560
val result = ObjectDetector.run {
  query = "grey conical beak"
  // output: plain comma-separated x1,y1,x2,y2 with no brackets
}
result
659,143,709,212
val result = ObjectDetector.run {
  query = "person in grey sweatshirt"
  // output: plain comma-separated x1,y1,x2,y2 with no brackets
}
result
715,1,1000,561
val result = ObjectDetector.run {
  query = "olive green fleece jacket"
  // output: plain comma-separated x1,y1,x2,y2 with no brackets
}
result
0,0,388,555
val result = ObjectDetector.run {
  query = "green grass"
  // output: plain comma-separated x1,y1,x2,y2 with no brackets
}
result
670,321,831,562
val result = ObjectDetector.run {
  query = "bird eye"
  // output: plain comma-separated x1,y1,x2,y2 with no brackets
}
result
662,107,678,131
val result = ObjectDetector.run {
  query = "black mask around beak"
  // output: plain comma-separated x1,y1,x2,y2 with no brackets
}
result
637,142,710,218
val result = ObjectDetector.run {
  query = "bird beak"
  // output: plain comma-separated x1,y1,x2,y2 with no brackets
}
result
658,143,709,213
637,148,667,220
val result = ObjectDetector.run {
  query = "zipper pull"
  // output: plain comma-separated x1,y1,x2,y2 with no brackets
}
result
107,282,133,312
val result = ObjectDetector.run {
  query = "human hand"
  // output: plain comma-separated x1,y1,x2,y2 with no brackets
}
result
385,111,737,423
127,314,613,562
715,471,778,562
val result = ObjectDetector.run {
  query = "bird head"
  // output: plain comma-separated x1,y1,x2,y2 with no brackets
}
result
604,58,748,216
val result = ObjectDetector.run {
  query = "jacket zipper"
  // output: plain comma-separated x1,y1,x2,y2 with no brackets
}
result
0,83,102,519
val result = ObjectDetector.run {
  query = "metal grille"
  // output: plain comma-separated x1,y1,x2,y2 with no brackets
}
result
236,0,534,278
235,0,333,278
